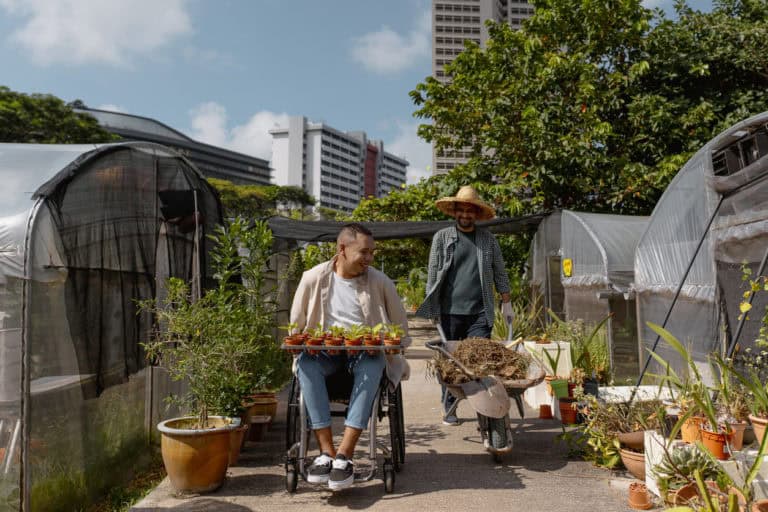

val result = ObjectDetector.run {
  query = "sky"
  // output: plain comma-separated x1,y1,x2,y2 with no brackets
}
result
1,0,713,185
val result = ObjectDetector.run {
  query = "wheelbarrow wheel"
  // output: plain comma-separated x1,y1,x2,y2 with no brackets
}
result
488,417,508,450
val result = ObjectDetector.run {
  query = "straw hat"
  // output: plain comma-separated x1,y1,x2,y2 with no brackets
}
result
435,185,496,220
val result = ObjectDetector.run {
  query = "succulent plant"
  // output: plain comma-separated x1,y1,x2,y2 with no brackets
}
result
652,444,721,492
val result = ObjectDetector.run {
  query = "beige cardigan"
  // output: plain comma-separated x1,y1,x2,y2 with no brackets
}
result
290,257,411,386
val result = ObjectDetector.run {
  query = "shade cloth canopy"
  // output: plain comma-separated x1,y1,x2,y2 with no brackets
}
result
267,212,548,242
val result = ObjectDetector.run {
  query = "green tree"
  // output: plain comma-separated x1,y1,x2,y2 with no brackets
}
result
208,178,314,219
0,86,118,143
410,0,768,214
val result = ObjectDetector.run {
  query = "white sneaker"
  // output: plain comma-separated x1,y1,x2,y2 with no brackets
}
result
306,453,334,484
328,454,355,490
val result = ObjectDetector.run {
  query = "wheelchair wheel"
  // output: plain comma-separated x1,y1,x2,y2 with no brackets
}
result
383,461,395,493
286,468,298,493
285,376,300,451
386,384,405,471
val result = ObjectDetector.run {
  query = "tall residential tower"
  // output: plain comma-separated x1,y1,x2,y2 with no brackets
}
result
270,117,408,212
431,0,534,175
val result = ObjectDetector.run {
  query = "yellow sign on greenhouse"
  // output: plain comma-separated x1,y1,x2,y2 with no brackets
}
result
562,258,573,277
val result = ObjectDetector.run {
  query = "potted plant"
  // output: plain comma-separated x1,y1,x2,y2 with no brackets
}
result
647,323,733,459
141,217,290,493
384,323,405,354
280,322,303,354
306,323,326,356
652,443,722,505
345,324,367,349
326,325,345,355
365,323,385,355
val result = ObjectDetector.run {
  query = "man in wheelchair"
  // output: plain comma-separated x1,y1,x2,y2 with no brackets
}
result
290,223,410,491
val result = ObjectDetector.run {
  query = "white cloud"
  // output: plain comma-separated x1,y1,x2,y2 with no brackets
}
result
188,102,289,160
350,9,430,74
385,121,432,185
96,103,126,113
0,0,192,66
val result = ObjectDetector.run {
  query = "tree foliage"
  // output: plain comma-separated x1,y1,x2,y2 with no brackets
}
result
410,0,768,214
208,178,315,219
0,86,118,143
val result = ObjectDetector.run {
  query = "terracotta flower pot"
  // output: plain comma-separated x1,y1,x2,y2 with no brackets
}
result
628,481,653,510
700,427,731,460
283,334,304,354
750,415,768,447
325,336,343,356
307,336,324,356
158,416,236,493
728,421,748,451
559,397,577,425
752,499,768,512
619,448,645,481
673,481,746,510
539,404,553,419
384,336,401,354
681,416,703,443
618,430,645,451
345,336,363,350
363,334,382,355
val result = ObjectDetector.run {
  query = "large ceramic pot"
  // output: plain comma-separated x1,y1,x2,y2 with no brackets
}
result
158,416,238,493
619,448,645,481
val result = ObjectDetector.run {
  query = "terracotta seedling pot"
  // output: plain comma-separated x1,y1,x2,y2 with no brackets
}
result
363,334,382,355
283,335,304,354
628,481,653,510
681,416,703,443
325,336,343,356
384,336,401,354
752,499,768,512
700,427,731,460
539,404,553,419
728,421,748,451
559,397,577,425
306,336,324,356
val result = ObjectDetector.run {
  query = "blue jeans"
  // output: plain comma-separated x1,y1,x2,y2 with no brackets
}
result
440,313,491,415
297,351,385,430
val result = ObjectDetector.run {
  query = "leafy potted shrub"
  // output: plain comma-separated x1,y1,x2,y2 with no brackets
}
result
384,323,405,354
141,218,290,493
326,325,345,355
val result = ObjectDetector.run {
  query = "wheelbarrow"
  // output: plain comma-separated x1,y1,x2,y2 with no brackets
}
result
425,325,546,462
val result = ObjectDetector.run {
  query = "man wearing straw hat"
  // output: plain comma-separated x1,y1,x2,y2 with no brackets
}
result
416,185,513,425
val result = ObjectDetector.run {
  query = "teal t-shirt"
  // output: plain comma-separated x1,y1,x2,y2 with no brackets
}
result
440,229,484,315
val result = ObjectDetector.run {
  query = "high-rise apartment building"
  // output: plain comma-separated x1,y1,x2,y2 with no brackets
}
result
270,117,408,212
431,0,534,175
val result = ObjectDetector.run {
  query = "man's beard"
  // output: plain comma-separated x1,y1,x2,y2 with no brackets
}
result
457,218,475,229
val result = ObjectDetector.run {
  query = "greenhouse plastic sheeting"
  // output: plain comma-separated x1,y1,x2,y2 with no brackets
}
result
560,211,648,293
559,211,648,380
527,211,563,322
635,111,768,376
709,114,768,355
0,142,223,511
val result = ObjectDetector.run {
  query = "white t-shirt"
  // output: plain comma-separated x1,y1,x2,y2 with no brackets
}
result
326,272,364,329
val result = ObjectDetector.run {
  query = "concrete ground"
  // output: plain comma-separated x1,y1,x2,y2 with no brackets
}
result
132,317,650,512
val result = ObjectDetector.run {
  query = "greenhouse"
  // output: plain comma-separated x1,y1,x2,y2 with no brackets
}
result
0,142,222,511
634,111,768,378
559,210,649,380
527,211,564,323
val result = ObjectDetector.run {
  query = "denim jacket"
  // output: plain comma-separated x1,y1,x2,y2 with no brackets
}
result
415,226,510,328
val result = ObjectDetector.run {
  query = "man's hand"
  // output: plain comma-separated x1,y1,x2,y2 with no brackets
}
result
501,301,514,326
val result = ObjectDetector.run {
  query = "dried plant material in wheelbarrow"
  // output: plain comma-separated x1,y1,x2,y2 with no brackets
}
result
428,337,531,385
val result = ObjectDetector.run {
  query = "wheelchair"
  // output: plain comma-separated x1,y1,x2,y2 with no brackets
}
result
284,367,406,493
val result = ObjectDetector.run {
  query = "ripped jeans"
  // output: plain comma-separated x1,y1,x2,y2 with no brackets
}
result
296,351,385,430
